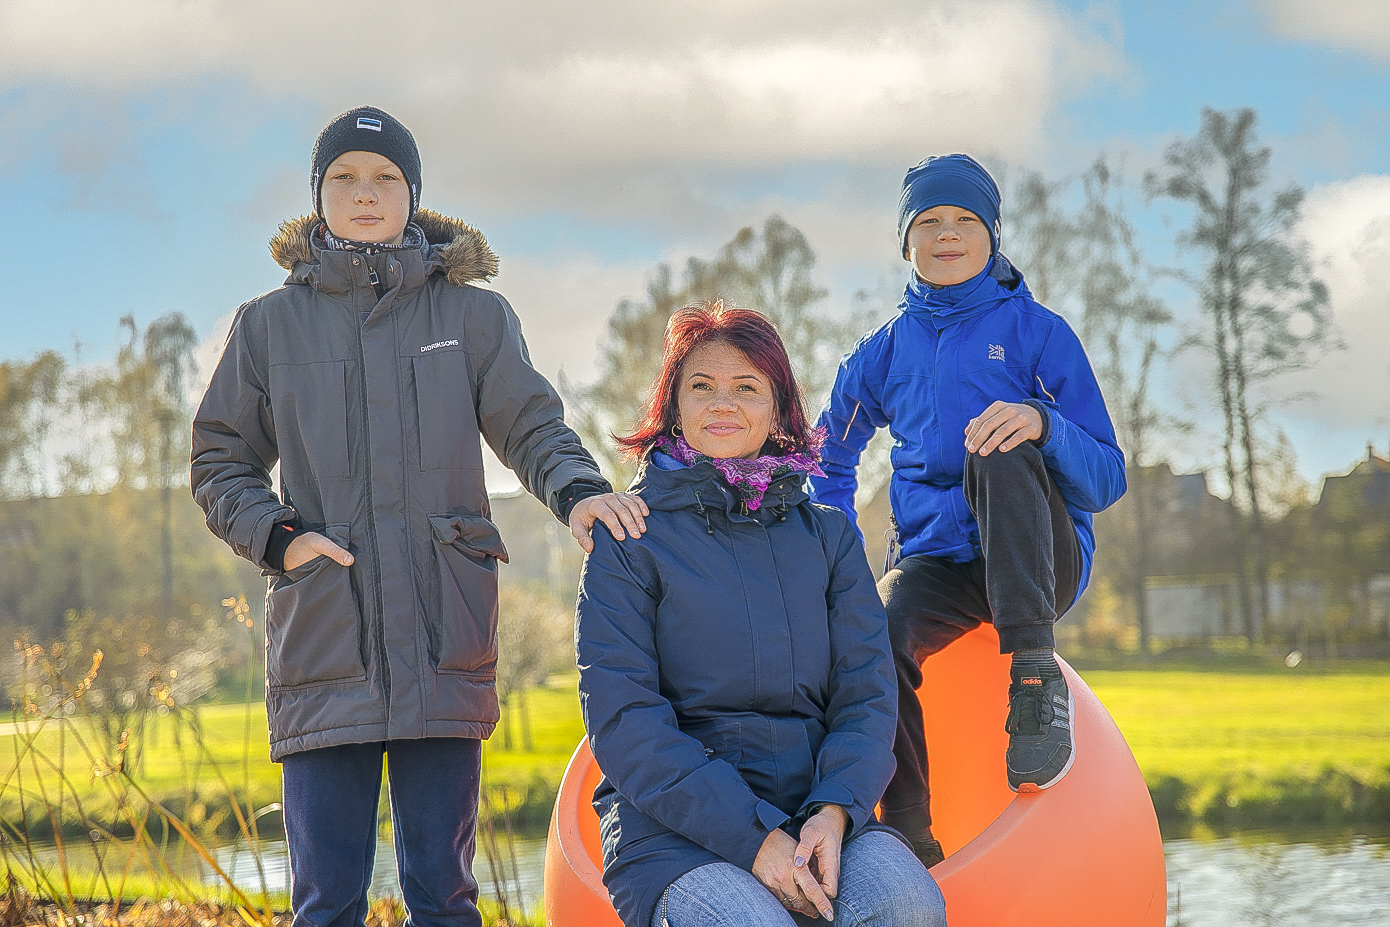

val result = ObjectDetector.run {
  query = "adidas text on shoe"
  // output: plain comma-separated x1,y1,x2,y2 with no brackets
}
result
1004,667,1075,791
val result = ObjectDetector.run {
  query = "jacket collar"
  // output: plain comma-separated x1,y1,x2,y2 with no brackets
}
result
900,252,1030,331
629,455,810,524
270,208,499,297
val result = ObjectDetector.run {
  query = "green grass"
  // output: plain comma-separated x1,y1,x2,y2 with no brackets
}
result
5,667,1388,841
1087,668,1390,783
484,678,587,789
0,677,592,843
1088,666,1390,826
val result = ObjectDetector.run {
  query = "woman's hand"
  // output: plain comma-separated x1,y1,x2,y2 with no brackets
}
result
282,531,354,571
752,827,835,920
568,492,649,553
794,804,851,904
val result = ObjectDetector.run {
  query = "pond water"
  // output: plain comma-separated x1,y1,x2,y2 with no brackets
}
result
1163,830,1390,927
18,829,1390,924
354,829,1390,925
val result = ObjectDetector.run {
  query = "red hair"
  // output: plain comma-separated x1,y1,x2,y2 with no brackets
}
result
616,300,817,460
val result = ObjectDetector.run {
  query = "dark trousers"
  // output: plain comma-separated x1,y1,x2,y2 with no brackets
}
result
879,444,1082,833
281,738,484,927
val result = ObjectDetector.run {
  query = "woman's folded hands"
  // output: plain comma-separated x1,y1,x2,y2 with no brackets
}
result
751,804,852,920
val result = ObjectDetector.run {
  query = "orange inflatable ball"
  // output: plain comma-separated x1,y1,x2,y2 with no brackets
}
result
544,623,1166,926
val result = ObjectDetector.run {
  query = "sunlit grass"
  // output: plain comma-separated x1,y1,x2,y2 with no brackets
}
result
1088,668,1390,782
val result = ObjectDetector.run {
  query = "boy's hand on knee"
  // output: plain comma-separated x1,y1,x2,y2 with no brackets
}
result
965,400,1043,456
282,532,354,571
568,492,649,553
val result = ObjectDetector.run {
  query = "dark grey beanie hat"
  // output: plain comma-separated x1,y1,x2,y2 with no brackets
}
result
311,106,421,219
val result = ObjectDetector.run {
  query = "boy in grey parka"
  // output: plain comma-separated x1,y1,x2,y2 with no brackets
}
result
191,106,645,927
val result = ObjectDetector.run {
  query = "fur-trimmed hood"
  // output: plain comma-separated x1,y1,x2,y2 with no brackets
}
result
269,207,499,286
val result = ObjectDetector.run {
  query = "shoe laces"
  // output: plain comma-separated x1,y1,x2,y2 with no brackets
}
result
1005,679,1055,735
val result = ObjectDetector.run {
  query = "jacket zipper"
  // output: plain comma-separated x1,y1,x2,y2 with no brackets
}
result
355,287,392,721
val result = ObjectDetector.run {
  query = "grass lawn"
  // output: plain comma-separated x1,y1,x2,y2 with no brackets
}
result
3,666,1387,836
1086,666,1390,783
482,678,587,791
1083,663,1390,825
0,701,283,821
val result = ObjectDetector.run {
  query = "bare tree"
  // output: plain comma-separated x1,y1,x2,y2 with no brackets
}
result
565,215,871,487
562,265,688,485
0,351,64,499
1146,108,1335,641
495,584,572,751
1000,169,1083,307
108,313,198,615
1074,158,1183,649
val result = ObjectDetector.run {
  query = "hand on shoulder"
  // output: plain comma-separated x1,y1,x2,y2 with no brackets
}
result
568,492,649,553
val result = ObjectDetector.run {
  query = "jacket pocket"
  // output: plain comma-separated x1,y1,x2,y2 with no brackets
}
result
264,524,365,689
412,352,484,471
686,718,744,769
269,360,351,480
428,513,509,675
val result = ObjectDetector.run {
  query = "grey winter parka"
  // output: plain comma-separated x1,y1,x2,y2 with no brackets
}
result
192,210,605,760
576,454,899,927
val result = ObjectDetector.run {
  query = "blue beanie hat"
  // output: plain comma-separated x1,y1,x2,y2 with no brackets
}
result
897,153,1001,257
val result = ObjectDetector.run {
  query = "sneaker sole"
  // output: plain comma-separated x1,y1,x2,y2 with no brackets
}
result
1012,681,1076,792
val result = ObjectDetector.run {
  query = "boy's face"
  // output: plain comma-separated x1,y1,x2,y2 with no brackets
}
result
905,205,992,286
321,151,411,245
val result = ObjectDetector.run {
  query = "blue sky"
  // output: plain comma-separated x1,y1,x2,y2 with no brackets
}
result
2,0,1388,491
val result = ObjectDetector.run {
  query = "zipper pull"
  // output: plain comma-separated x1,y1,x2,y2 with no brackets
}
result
367,266,380,286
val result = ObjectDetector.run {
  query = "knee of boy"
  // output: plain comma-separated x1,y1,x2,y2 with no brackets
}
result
966,440,1043,478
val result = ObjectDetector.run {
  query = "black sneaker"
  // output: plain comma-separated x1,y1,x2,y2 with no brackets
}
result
1004,663,1075,791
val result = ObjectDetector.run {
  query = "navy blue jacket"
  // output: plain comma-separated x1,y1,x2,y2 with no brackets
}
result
576,454,898,927
810,259,1125,598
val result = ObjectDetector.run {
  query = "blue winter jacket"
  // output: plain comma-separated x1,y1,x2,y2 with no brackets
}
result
576,454,899,927
809,257,1125,600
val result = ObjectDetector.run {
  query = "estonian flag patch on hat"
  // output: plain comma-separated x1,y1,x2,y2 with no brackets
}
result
357,117,383,131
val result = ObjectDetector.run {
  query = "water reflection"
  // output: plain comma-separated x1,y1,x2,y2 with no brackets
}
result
214,836,547,911
24,830,1390,924
1165,831,1390,927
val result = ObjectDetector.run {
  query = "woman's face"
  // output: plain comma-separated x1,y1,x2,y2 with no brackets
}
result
905,204,992,286
675,341,776,460
321,151,411,245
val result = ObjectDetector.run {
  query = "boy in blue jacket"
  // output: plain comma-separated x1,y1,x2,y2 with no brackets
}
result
809,154,1126,868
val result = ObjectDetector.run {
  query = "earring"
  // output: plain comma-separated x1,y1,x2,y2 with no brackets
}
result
671,423,682,437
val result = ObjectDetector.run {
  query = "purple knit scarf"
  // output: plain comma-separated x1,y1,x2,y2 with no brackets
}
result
654,432,826,511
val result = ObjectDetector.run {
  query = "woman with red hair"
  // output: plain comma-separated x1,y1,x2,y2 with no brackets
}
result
576,302,945,927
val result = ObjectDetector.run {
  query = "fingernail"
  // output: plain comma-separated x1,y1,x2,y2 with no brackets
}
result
794,856,805,867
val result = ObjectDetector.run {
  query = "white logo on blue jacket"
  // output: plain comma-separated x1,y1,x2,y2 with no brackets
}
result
988,343,1006,362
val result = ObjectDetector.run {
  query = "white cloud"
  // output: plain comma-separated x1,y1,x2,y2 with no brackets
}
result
1,0,1123,222
1259,0,1390,60
1272,175,1390,447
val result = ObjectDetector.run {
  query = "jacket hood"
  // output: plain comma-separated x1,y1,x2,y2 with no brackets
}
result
629,455,810,522
269,207,499,286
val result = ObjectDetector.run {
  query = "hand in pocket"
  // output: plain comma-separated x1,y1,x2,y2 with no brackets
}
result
283,531,355,571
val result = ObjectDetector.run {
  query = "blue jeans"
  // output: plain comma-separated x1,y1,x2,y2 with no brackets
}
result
281,738,483,927
650,831,946,927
